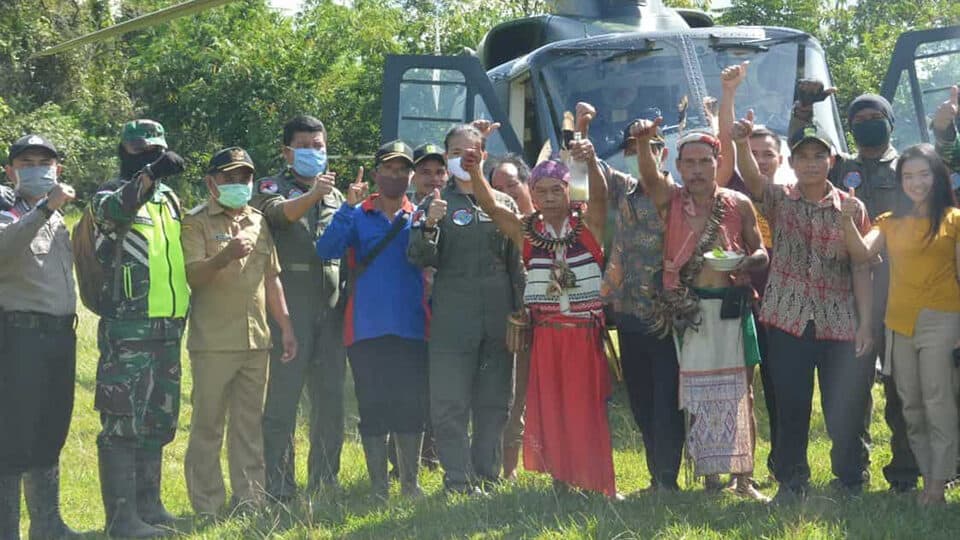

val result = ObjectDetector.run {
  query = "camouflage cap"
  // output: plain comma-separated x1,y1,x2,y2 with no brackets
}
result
208,147,255,173
121,119,167,151
413,143,445,165
788,123,835,154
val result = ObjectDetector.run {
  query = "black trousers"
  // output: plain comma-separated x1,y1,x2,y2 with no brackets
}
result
756,320,779,475
0,322,76,475
767,325,874,490
619,328,685,489
348,336,429,437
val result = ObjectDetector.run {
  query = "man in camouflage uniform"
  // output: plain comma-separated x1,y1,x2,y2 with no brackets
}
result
92,120,188,538
1,135,79,540
252,115,347,499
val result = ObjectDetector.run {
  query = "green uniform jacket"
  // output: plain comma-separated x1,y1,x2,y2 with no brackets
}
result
251,170,345,317
93,175,190,325
407,183,525,347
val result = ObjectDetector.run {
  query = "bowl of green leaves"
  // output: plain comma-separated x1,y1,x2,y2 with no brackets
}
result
703,247,744,272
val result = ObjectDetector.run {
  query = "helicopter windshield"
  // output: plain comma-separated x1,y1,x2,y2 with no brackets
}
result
537,36,830,181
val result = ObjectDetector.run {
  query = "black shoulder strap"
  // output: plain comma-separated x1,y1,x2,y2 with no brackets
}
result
354,213,408,279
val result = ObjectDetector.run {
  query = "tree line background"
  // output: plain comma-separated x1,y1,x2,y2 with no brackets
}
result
1,0,958,204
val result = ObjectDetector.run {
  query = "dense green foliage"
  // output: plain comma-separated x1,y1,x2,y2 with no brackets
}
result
0,0,957,204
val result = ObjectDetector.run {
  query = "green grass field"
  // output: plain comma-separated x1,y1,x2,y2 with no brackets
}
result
16,303,952,540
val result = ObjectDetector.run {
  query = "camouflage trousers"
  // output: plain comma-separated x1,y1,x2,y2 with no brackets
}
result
95,318,185,450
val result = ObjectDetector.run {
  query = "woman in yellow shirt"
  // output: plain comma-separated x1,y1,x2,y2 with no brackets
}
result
841,143,960,505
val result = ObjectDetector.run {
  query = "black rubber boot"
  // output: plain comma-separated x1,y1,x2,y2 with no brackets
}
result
98,447,167,538
0,474,21,540
135,449,176,528
396,433,425,499
360,436,390,501
23,466,79,539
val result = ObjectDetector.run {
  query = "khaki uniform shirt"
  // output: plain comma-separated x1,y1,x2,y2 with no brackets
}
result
181,200,281,352
0,190,76,316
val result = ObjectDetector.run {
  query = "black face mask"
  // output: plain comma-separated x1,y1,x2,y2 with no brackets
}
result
119,146,164,180
851,118,892,148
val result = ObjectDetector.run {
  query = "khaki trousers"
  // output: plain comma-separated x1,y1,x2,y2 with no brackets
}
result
184,350,269,514
891,309,960,481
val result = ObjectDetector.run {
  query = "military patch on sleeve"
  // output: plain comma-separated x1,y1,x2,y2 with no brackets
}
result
259,180,279,194
0,210,19,223
411,209,425,228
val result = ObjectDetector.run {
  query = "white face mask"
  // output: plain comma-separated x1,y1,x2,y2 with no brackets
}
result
446,156,470,181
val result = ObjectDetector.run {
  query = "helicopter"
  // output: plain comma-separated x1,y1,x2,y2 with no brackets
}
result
379,1,960,183
34,0,960,181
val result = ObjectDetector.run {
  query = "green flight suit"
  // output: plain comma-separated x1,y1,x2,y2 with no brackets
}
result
252,171,347,496
407,183,524,489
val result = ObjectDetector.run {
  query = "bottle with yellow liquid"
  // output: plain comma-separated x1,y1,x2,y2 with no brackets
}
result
565,132,590,202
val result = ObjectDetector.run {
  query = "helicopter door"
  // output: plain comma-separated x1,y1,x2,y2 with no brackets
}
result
880,26,960,148
380,55,522,156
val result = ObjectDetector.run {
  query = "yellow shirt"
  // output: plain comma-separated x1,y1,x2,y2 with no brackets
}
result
181,200,281,352
876,209,960,336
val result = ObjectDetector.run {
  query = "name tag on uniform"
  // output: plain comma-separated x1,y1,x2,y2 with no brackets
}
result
214,233,232,242
287,263,311,272
478,211,493,222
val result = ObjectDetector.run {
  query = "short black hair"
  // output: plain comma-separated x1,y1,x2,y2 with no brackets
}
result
283,115,327,146
485,153,531,184
444,124,485,151
749,126,781,149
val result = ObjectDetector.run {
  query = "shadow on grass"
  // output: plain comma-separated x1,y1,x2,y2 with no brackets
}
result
153,474,960,540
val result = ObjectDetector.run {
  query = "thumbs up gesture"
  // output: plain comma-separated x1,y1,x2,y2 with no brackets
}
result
346,166,369,206
933,85,959,135
222,221,254,261
426,188,447,226
841,187,860,220
731,109,756,142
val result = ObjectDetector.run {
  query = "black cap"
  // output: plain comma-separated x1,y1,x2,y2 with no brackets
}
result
413,143,445,165
207,147,255,173
375,140,414,166
8,134,59,163
788,123,835,154
848,94,894,125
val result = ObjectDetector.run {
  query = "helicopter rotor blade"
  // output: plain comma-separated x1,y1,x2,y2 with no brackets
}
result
31,0,236,58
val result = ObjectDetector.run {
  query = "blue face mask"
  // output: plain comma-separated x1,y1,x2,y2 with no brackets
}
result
15,165,58,199
216,183,252,209
291,147,327,178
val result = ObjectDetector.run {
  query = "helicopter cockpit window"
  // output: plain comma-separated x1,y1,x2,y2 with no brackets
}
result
889,38,960,148
538,37,819,183
398,68,468,146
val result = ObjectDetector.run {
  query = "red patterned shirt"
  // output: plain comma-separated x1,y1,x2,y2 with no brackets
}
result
757,182,870,340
